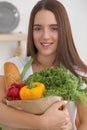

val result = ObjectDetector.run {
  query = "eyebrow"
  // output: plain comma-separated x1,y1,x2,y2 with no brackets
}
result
33,24,41,27
33,24,58,27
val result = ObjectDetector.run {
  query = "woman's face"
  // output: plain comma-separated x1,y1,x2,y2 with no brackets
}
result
33,9,58,56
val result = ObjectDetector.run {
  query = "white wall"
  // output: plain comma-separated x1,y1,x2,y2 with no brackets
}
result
0,0,87,68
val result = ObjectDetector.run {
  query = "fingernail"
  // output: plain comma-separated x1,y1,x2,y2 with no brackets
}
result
64,100,68,104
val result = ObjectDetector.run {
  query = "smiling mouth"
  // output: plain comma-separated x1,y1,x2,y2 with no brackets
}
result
41,42,52,47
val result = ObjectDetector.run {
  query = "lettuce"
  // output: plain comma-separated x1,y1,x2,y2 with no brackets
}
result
24,66,87,106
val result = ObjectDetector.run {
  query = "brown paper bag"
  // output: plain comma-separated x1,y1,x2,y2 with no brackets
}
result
4,96,62,114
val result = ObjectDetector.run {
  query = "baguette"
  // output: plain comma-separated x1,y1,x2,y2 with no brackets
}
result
4,62,21,89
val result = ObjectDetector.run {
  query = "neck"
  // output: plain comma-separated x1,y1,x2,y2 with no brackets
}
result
35,54,59,68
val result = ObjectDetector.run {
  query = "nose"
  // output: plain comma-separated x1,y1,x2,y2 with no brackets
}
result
42,28,50,40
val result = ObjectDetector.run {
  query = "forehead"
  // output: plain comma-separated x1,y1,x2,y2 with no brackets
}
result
34,9,57,25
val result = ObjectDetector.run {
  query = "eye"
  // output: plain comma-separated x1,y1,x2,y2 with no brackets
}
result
51,27,58,31
33,26,42,31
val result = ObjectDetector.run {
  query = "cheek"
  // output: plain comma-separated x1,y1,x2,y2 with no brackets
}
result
33,33,39,48
56,32,58,40
33,32,36,42
53,34,58,44
33,32,40,43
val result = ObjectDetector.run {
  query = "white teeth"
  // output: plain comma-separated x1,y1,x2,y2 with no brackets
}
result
41,42,52,47
43,43,50,46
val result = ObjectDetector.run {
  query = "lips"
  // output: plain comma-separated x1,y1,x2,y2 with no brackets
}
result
41,42,52,48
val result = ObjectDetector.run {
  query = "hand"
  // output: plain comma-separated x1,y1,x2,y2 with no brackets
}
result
60,120,74,130
42,100,69,130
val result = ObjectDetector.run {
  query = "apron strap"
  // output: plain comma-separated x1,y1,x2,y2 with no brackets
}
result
21,57,33,80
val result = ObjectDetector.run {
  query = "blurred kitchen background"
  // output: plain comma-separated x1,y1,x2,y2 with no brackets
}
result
0,0,87,69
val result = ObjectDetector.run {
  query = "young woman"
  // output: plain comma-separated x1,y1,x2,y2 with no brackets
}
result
0,0,87,130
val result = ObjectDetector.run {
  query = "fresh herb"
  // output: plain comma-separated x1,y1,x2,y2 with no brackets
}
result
24,66,87,106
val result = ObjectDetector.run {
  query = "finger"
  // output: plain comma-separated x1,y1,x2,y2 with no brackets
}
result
61,121,73,130
57,100,68,110
62,100,68,110
51,100,68,110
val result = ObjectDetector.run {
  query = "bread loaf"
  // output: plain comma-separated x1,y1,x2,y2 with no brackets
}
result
4,62,21,89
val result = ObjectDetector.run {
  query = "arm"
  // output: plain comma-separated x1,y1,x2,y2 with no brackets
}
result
0,76,43,129
59,103,74,130
0,76,69,130
77,99,87,130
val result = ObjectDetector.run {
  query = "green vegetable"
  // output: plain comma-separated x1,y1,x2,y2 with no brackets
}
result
24,66,87,106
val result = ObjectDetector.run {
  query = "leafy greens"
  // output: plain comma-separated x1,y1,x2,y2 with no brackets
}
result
24,66,87,106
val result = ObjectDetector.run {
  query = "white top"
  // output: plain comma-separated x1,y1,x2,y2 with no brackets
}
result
0,56,77,130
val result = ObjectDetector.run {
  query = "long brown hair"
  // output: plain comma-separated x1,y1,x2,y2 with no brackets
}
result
27,0,87,82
